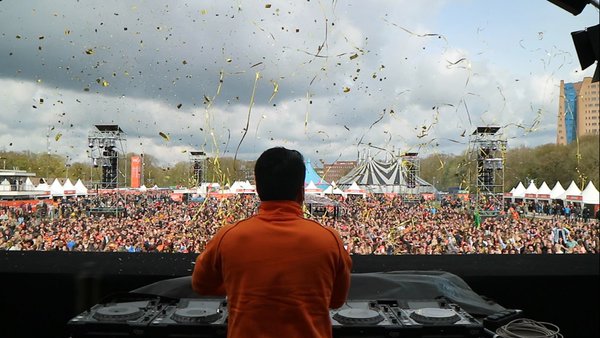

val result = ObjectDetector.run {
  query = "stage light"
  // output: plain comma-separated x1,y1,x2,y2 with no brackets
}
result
547,0,590,15
571,24,599,82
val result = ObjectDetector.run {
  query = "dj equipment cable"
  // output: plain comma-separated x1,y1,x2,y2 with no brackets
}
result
495,318,562,338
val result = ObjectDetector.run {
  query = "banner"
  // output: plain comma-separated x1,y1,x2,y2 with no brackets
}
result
131,155,142,188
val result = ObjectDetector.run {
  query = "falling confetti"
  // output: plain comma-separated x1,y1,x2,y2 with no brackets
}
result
55,133,62,142
85,48,95,55
343,87,350,93
159,132,170,141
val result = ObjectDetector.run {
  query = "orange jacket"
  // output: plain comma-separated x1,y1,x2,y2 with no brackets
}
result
192,200,352,338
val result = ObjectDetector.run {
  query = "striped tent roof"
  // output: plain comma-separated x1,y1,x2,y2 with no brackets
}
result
337,158,434,194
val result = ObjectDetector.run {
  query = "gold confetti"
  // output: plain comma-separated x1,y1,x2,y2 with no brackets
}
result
101,80,109,87
16,35,21,39
55,133,62,142
265,4,272,8
269,81,279,102
343,87,350,92
85,48,95,55
200,9,208,15
65,29,71,35
349,54,358,60
159,132,170,141
226,58,232,63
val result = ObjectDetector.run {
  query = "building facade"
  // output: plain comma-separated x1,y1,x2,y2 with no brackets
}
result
322,160,357,183
557,77,600,145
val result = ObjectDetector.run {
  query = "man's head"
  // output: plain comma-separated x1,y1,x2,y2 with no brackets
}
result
254,147,305,203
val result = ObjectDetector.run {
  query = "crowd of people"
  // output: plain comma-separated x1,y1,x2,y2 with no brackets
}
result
0,191,598,254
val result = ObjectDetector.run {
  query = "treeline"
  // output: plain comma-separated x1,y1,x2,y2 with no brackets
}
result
419,135,599,191
1,135,598,191
0,151,255,188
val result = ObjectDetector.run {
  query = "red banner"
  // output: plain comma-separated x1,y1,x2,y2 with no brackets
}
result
566,195,582,201
131,155,141,188
537,194,550,199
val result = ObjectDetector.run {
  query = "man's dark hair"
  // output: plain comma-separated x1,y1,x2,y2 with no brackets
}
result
254,147,305,201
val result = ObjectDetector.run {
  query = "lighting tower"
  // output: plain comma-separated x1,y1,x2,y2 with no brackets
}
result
469,127,507,216
189,151,207,187
88,125,127,189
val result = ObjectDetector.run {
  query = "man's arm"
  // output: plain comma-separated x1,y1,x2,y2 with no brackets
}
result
329,231,352,309
191,226,231,296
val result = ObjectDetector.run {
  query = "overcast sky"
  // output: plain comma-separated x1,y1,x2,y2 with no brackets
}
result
0,0,598,167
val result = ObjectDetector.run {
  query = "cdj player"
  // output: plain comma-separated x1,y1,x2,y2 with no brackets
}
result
68,296,484,338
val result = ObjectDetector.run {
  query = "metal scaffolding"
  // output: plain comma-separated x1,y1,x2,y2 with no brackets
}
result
88,125,127,189
468,126,507,216
189,151,207,187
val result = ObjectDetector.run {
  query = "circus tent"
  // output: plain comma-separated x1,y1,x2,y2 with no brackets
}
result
337,157,435,194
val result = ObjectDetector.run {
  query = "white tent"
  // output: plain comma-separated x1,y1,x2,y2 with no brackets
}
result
229,180,256,194
24,177,36,191
559,181,582,201
345,181,366,196
536,182,552,200
35,180,50,194
581,181,599,205
139,184,148,192
74,179,88,195
0,179,10,191
511,182,526,199
323,181,345,196
524,181,538,199
229,181,246,193
305,181,323,195
62,179,76,196
550,182,565,200
50,179,64,196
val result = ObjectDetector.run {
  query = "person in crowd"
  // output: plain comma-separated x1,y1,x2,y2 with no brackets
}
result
191,147,352,338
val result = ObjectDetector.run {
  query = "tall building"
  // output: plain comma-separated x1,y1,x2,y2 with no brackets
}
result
557,77,600,145
322,160,357,183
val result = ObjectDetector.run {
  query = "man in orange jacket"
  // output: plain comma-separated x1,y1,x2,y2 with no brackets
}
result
192,147,352,338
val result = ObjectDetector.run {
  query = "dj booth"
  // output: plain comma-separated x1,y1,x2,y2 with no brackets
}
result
0,252,598,338
67,271,519,338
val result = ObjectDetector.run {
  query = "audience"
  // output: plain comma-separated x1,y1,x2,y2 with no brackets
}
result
1,192,598,255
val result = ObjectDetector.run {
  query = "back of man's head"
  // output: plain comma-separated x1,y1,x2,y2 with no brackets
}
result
254,147,305,201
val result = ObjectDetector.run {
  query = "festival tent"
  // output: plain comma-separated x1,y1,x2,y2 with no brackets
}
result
344,181,366,196
50,179,64,196
559,181,581,201
536,182,552,200
305,159,329,190
62,179,77,196
581,181,599,205
229,180,256,194
24,177,36,191
305,181,323,195
511,182,526,199
35,180,50,194
524,181,538,199
139,184,148,192
337,157,435,194
74,179,88,195
0,179,10,191
323,181,345,196
550,182,565,200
